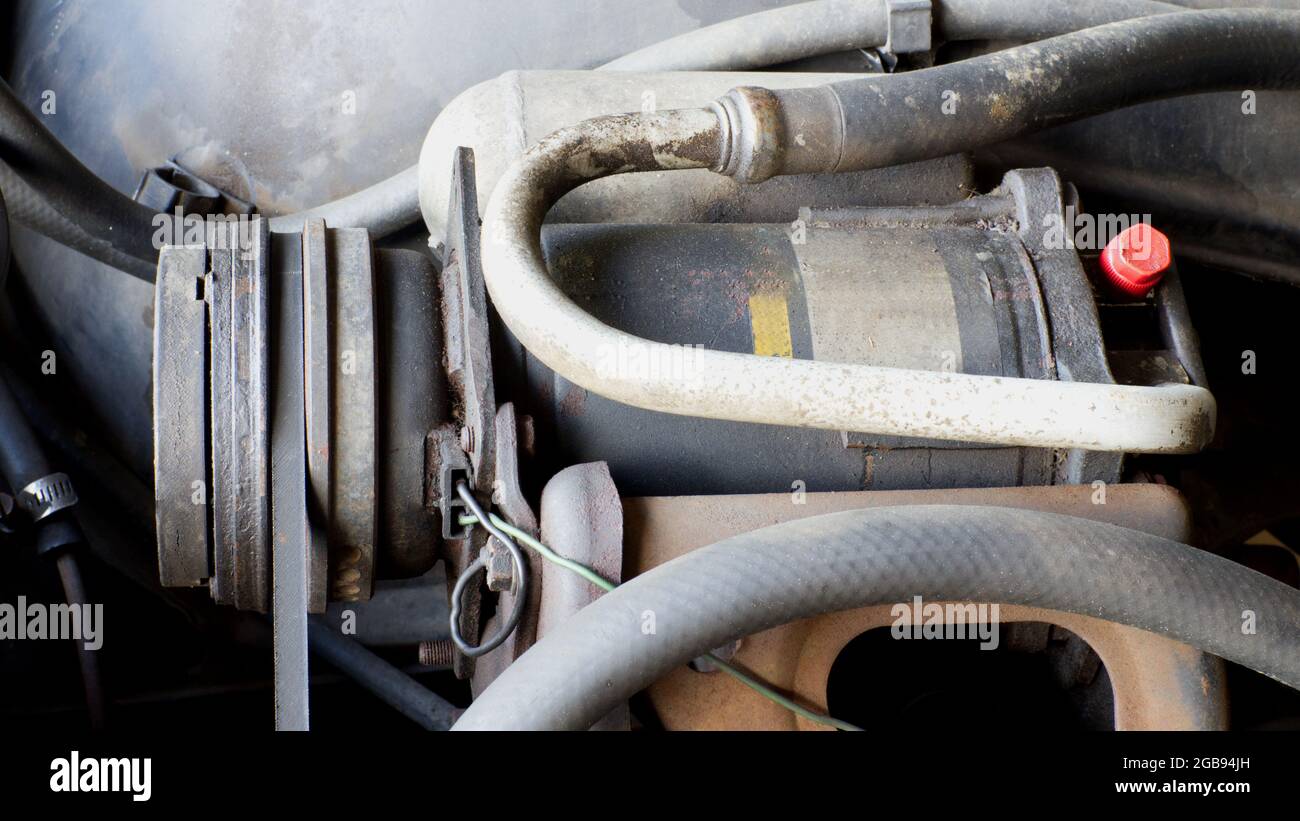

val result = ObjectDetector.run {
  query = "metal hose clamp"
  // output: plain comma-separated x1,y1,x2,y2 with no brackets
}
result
17,473,78,522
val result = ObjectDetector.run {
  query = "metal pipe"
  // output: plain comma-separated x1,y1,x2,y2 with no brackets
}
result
718,10,1300,182
478,106,1215,453
55,552,107,729
307,617,461,731
478,10,1300,452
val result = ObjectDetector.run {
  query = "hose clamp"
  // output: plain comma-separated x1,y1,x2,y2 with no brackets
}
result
17,473,78,522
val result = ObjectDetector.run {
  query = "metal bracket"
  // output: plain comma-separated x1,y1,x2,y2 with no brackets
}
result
133,158,254,216
438,146,499,678
1003,168,1123,485
884,0,932,57
430,424,474,541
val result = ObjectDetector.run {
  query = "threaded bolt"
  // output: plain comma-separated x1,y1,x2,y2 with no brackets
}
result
418,639,455,668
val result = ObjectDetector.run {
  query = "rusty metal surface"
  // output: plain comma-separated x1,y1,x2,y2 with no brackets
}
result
470,403,540,695
623,483,1224,730
269,230,311,729
208,229,236,603
302,219,331,611
537,461,624,638
534,460,629,730
152,245,211,588
439,147,497,678
327,227,378,604
227,220,272,611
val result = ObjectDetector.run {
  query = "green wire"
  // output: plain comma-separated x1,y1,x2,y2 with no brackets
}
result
460,512,862,732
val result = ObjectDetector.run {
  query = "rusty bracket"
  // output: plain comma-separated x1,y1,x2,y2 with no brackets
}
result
438,146,499,678
429,424,473,541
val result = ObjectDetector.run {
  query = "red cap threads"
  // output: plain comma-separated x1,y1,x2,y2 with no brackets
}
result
1099,223,1171,298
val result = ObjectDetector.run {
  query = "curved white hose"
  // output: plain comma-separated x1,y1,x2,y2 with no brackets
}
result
479,109,1216,454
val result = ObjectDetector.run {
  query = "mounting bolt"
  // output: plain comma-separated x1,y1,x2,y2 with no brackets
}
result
459,425,474,454
418,639,456,668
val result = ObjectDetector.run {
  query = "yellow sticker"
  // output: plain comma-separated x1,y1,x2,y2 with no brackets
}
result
748,292,793,358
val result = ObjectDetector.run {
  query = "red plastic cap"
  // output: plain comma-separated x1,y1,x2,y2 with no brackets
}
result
1100,223,1171,298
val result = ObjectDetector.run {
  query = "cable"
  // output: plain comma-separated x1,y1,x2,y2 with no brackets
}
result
458,510,862,731
307,616,460,730
0,370,106,727
55,552,107,730
448,482,528,658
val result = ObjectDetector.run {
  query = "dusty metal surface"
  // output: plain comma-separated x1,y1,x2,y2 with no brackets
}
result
419,69,974,244
624,483,1225,730
302,219,332,611
537,462,624,638
1002,168,1122,484
438,147,500,678
227,220,272,611
327,227,378,604
469,403,541,695
534,461,630,730
479,105,1215,455
268,230,311,730
152,245,210,588
207,223,237,604
530,206,1064,493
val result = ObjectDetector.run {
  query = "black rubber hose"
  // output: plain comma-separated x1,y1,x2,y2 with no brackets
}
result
0,369,86,559
0,372,106,726
55,552,107,729
0,78,417,282
0,173,9,291
307,617,461,731
935,0,1186,42
606,0,1185,72
0,368,49,489
0,79,164,277
0,362,154,529
454,505,1300,730
738,9,1300,181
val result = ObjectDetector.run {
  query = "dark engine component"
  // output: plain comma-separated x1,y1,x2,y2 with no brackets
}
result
521,168,1200,495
